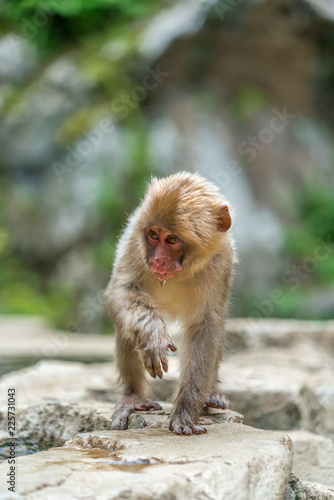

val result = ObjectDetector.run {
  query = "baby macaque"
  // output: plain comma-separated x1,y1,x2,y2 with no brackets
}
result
105,172,235,435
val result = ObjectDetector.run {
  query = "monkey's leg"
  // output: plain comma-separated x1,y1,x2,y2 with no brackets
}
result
111,335,161,430
169,318,222,435
206,339,229,410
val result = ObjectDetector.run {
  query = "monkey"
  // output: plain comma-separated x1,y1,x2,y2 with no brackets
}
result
105,172,235,435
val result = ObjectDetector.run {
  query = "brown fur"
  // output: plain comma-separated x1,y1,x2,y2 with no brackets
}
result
105,172,235,434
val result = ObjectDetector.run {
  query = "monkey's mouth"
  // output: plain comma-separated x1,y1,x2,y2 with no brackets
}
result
153,271,178,282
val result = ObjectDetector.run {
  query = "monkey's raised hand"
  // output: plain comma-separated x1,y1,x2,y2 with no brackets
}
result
135,318,177,379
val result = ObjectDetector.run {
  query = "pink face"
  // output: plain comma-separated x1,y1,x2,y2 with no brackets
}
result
145,226,184,282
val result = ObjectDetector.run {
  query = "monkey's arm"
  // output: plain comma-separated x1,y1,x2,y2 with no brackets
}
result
105,278,176,379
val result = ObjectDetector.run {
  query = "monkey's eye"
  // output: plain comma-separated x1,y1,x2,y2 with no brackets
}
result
148,230,159,240
166,234,178,245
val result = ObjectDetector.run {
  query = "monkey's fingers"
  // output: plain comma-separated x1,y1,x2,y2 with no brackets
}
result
141,349,157,378
167,342,177,352
161,357,169,373
169,413,208,435
134,400,162,411
111,405,132,430
152,354,163,379
170,421,207,436
175,425,192,436
145,358,156,378
206,392,229,409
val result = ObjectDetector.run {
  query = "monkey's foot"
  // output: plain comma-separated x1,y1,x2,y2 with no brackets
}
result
206,392,229,409
111,394,162,430
169,414,207,436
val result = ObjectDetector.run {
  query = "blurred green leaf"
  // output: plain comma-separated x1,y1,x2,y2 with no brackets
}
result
1,0,158,51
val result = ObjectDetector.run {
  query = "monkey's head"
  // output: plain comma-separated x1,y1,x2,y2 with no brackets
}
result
139,172,232,283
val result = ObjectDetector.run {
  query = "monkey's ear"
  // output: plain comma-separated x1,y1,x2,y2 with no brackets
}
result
216,204,232,232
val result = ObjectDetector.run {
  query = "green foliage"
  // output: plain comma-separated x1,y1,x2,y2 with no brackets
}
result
248,182,334,320
0,252,76,328
274,183,334,318
0,200,75,329
285,184,334,283
1,0,157,51
299,185,334,242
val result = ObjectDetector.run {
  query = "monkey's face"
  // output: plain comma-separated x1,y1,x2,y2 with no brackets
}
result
140,173,233,283
144,226,184,283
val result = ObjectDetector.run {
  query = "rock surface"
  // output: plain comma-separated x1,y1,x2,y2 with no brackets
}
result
0,360,118,447
0,316,114,369
286,474,334,500
1,317,334,498
0,424,293,500
287,431,334,487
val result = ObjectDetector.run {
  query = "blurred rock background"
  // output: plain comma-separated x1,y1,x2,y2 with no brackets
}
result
0,0,334,333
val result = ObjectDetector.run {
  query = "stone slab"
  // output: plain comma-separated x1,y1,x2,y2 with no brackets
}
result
0,424,293,500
